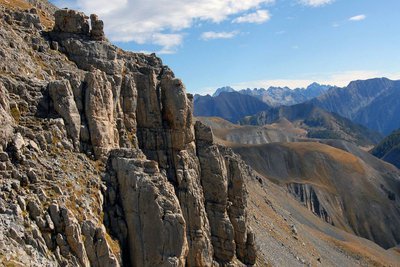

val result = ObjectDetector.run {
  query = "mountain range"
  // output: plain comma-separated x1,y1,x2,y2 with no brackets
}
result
207,82,332,106
193,91,270,123
195,78,400,137
310,78,400,135
239,82,333,106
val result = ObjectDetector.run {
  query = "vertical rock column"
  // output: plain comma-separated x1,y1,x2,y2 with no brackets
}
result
135,69,214,266
48,80,81,148
0,83,14,148
160,73,215,266
224,149,257,265
106,149,188,267
195,121,236,263
84,69,118,159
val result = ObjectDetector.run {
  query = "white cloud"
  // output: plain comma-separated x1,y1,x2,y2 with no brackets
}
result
298,0,334,7
201,31,239,41
54,0,274,52
349,14,366,21
228,71,400,90
232,10,271,24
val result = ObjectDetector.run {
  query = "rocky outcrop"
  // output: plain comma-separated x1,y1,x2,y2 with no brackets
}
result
195,122,256,265
0,83,14,148
84,70,117,159
90,14,105,41
222,147,257,265
53,9,90,34
0,5,257,267
105,149,188,267
49,79,81,148
195,121,235,262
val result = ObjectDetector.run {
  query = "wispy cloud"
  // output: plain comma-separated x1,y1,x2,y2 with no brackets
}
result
232,10,271,24
53,0,275,52
298,0,334,7
201,31,239,41
349,14,366,21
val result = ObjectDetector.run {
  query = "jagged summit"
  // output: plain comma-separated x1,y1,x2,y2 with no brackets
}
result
212,86,236,97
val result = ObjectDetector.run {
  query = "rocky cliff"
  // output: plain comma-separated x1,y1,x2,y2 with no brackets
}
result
0,3,255,266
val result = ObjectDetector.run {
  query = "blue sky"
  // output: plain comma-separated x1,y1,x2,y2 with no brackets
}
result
51,0,400,94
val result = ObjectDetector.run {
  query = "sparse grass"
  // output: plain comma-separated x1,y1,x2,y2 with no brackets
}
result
105,232,121,256
10,105,20,123
282,142,365,175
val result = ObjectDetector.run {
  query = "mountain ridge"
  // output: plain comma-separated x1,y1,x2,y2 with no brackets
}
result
310,77,400,135
239,102,382,147
194,91,271,123
204,82,332,107
371,128,400,168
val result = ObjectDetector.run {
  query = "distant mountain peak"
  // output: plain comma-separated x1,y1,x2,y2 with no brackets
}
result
212,86,236,97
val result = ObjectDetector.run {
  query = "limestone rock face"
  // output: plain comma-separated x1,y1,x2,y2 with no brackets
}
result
105,149,188,267
0,5,257,267
133,71,215,266
196,122,257,265
0,83,14,148
222,148,257,265
54,9,90,34
81,220,120,267
49,80,81,147
195,121,235,262
90,14,105,41
84,70,117,159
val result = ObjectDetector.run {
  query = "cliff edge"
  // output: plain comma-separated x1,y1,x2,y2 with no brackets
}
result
0,3,256,266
